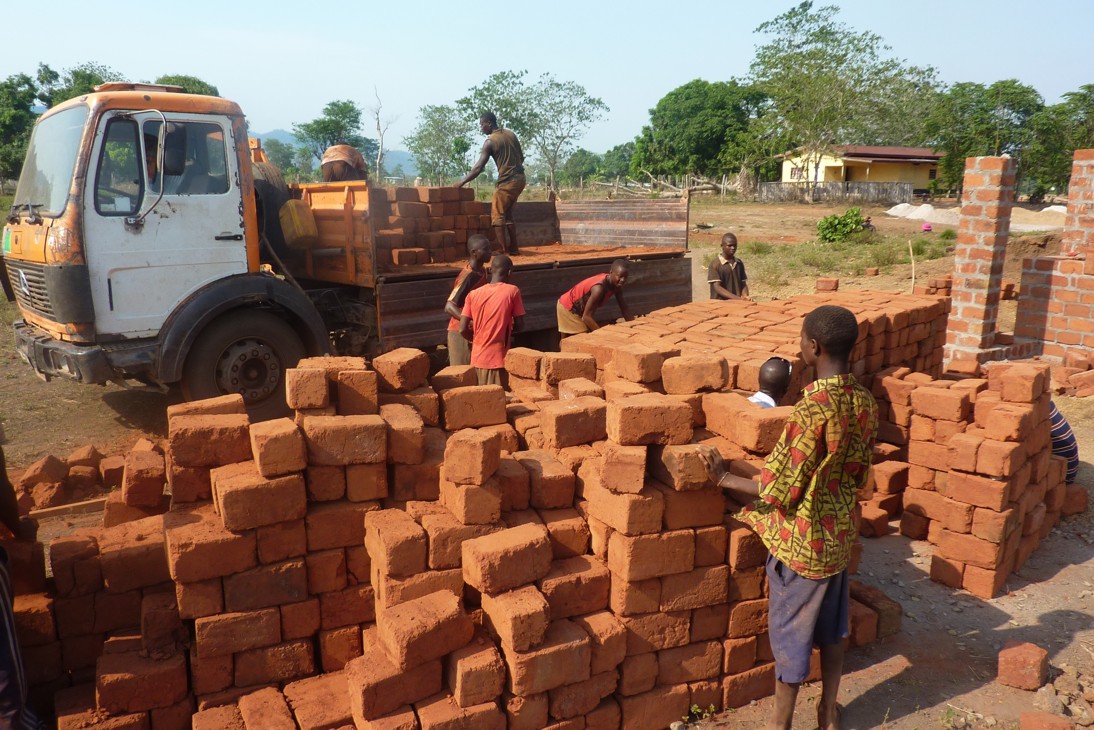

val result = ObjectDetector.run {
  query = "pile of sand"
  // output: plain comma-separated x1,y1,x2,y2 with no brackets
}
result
886,203,1065,232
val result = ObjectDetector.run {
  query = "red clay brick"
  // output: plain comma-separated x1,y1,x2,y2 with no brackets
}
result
379,387,441,427
432,364,478,391
121,450,166,508
318,584,375,629
480,585,551,651
414,691,506,728
619,611,690,654
581,464,664,536
654,482,726,529
442,428,502,485
998,640,1048,690
910,386,970,421
237,687,296,730
723,636,757,674
346,628,443,721
660,566,730,611
505,347,543,379
1019,711,1074,729
609,574,660,616
373,348,430,392
539,397,607,448
618,682,690,729
286,368,330,409
548,670,619,720
542,353,597,386
305,500,374,551
168,414,252,468
447,634,506,707
692,603,732,642
439,384,506,430
439,477,502,525
345,463,387,502
618,652,658,696
95,650,188,713
280,598,320,641
98,515,170,593
336,369,379,415
539,508,591,558
513,449,575,509
194,608,281,658
234,639,315,687
218,471,306,532
49,534,102,598
505,619,592,695
939,471,1012,511
722,663,775,709
611,343,666,383
657,641,722,684
537,555,610,619
702,392,790,453
318,626,362,672
380,403,426,465
649,444,714,491
281,672,353,730
558,377,604,400
727,598,768,638
365,509,428,577
607,394,692,445
462,524,553,594
572,611,627,675
661,354,731,394
608,530,694,581
302,415,387,465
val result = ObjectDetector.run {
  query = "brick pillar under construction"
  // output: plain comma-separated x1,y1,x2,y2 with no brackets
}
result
944,156,1015,364
1062,149,1094,260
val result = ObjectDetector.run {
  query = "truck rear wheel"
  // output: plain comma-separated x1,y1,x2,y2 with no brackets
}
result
181,310,304,420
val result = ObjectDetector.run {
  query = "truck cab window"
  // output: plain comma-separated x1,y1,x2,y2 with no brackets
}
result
94,118,142,216
142,120,229,196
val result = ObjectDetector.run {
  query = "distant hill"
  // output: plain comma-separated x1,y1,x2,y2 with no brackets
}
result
252,129,297,146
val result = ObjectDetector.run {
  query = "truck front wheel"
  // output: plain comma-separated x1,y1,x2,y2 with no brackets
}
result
181,310,305,420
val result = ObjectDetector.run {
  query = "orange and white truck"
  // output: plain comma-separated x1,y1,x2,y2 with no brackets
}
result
2,84,691,417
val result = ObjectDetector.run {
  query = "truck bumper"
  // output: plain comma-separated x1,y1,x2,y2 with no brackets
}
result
13,319,115,384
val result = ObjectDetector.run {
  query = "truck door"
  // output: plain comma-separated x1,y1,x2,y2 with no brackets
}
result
83,112,247,337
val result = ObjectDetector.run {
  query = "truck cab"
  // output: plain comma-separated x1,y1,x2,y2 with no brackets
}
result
3,84,328,417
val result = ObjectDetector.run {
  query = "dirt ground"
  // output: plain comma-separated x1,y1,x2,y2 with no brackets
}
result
5,200,1092,730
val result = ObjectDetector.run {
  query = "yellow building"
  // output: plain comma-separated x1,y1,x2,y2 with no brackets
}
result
780,146,942,191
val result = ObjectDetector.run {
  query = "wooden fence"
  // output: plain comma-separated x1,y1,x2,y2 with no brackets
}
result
759,181,914,204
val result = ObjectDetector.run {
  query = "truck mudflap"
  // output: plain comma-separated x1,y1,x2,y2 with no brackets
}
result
13,319,115,384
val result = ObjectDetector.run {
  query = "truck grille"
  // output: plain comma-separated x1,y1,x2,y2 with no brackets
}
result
5,259,56,320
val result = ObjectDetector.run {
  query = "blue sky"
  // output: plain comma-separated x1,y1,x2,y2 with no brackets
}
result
3,0,1090,153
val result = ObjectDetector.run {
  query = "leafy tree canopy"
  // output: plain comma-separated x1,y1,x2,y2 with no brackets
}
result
154,74,219,96
292,100,378,165
37,62,124,107
404,104,472,185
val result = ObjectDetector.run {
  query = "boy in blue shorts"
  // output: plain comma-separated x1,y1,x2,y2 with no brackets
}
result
704,305,878,730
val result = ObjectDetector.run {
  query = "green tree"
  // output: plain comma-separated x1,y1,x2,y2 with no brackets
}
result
925,80,1042,191
0,73,40,185
37,62,124,107
457,71,609,190
263,138,297,173
154,74,219,96
630,79,764,178
292,100,378,166
600,142,634,180
404,104,472,185
558,148,601,186
749,2,937,189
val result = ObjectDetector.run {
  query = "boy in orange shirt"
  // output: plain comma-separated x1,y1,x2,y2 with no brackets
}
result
459,255,525,387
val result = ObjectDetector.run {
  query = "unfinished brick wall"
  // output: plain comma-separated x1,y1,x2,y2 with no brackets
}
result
1061,150,1094,256
944,156,1016,364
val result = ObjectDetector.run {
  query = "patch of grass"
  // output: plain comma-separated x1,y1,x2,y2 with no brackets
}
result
749,256,792,288
744,241,774,256
939,228,957,240
867,242,902,268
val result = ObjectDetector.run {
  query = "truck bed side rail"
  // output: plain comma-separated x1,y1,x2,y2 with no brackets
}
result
555,199,689,249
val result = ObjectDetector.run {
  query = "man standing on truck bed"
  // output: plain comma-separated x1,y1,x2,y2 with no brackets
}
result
444,235,492,366
460,254,525,387
456,112,525,256
557,259,634,337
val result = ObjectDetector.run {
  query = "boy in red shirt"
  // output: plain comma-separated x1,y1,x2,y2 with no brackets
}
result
459,255,525,387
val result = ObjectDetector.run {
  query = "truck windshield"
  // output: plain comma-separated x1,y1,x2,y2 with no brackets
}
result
13,105,90,218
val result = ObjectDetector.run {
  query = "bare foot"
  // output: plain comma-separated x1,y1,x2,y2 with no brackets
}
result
816,702,841,730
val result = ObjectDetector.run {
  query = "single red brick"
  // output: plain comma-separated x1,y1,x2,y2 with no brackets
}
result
702,392,791,453
505,619,592,696
558,377,604,401
168,414,252,468
305,500,375,551
607,530,695,581
373,348,430,393
282,672,353,730
607,394,692,445
462,524,553,594
619,611,690,655
537,555,610,619
442,385,507,430
120,450,165,508
248,418,306,478
618,652,658,696
514,449,576,509
572,611,627,675
365,509,428,578
176,579,224,622
167,393,246,418
539,397,608,449
619,683,690,729
234,639,315,687
929,554,965,588
302,415,387,465
218,470,306,531
285,367,330,409
95,650,188,713
98,515,170,593
432,364,478,391
223,559,307,612
346,628,443,721
447,634,506,708
722,663,775,708
318,584,375,630
194,608,281,658
542,352,597,386
653,482,726,530
505,347,543,380
727,599,768,638
998,640,1049,690
414,691,506,728
439,477,502,525
480,585,551,651
580,463,665,536
611,343,666,384
442,428,502,485
539,508,591,559
723,636,758,674
939,471,1012,511
334,369,379,416
657,641,722,684
662,354,731,394
238,687,296,730
276,598,319,643
164,504,257,582
49,534,102,598
649,444,714,491
317,626,362,672
660,566,730,611
372,568,463,612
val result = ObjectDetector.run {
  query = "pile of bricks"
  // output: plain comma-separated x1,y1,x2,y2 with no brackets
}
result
913,275,953,298
12,445,125,513
862,361,1087,598
33,290,1092,729
369,186,493,267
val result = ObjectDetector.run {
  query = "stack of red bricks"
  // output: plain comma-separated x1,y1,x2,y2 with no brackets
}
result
11,445,123,513
370,186,493,267
865,362,1085,598
913,275,953,297
556,291,950,394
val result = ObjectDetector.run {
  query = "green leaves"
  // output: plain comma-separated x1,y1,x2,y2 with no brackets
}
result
817,207,866,243
292,100,378,166
403,104,471,185
154,75,219,97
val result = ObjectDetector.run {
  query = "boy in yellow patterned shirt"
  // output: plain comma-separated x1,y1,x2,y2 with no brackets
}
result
703,305,878,730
